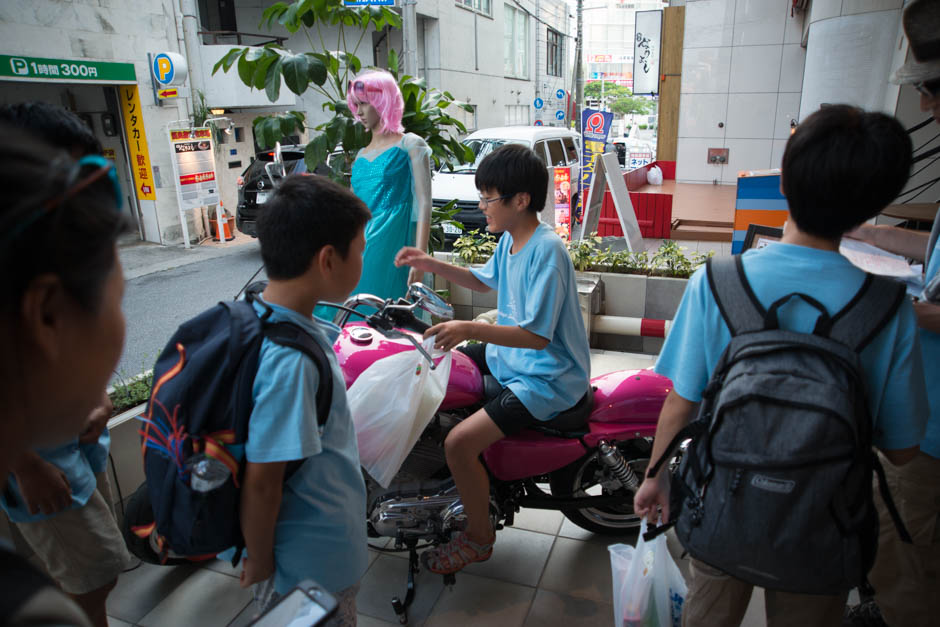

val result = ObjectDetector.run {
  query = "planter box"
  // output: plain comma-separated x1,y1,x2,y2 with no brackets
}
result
106,403,148,519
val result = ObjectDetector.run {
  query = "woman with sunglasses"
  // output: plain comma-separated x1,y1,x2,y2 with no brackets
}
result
0,125,128,627
316,70,431,318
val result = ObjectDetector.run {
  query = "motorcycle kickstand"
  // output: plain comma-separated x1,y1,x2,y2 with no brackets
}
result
391,540,420,625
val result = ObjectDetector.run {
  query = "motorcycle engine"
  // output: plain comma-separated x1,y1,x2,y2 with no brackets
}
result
368,481,467,540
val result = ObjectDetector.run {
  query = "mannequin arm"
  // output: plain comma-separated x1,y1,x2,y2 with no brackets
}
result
409,139,433,284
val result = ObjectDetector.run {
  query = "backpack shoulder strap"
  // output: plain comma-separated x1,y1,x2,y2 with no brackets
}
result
706,256,766,336
829,273,905,352
263,321,333,428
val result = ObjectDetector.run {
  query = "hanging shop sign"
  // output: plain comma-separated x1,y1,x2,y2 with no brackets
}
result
119,86,157,201
633,10,662,96
1,55,136,84
553,167,571,228
168,127,219,211
578,108,613,224
151,52,188,86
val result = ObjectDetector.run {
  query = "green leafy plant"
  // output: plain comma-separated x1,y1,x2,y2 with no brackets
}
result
211,0,473,185
453,229,497,265
109,370,154,415
648,240,713,278
567,234,602,272
639,123,649,130
192,89,224,148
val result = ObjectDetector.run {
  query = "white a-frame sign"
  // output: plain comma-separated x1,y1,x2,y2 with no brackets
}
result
579,152,644,252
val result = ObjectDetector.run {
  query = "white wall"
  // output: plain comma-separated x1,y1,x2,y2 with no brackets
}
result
675,0,805,184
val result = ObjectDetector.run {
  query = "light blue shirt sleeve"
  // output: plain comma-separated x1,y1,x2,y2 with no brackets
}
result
654,267,719,402
469,234,505,290
246,342,323,463
869,300,928,451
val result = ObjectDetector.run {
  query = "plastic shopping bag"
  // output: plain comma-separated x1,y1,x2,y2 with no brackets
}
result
608,519,687,627
348,337,452,487
646,165,664,186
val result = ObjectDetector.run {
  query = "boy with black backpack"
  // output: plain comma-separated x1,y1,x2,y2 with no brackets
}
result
634,105,929,626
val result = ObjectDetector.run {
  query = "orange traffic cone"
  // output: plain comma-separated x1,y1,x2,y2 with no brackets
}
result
210,201,235,241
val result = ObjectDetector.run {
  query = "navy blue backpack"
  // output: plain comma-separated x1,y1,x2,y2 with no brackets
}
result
124,282,332,565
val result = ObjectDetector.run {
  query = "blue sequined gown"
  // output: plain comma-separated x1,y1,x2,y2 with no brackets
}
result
315,134,429,320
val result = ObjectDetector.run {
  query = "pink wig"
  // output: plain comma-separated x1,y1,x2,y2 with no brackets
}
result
347,69,404,134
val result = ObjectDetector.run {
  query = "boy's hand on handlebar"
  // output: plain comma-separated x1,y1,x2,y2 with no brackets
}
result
395,247,432,272
425,321,471,352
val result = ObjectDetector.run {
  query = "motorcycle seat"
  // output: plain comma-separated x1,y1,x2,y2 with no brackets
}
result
482,374,593,439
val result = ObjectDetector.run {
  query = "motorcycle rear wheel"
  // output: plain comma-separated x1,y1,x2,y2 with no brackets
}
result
548,441,649,535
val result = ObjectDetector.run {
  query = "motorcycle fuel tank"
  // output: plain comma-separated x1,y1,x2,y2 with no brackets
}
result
333,322,484,410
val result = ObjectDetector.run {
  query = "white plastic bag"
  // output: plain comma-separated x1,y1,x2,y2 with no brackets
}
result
348,337,452,487
609,519,687,627
646,165,664,186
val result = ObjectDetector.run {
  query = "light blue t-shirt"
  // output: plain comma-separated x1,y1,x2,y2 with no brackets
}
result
243,298,368,595
470,223,591,420
1,431,110,524
920,232,940,458
656,242,927,452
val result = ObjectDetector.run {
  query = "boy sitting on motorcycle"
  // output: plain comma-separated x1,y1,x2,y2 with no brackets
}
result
395,143,592,574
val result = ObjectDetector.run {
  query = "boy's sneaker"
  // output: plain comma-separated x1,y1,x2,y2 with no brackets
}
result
421,531,494,574
843,600,889,627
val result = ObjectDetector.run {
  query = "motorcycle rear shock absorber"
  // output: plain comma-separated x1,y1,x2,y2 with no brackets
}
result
597,440,640,490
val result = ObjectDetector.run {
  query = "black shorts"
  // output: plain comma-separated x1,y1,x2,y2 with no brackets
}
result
457,343,591,436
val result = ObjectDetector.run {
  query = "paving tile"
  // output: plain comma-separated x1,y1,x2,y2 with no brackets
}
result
539,537,616,604
138,567,252,627
357,615,401,627
509,507,564,536
522,588,614,627
227,601,259,627
356,554,444,624
204,558,241,578
558,517,639,545
106,562,198,624
461,526,555,587
424,572,535,627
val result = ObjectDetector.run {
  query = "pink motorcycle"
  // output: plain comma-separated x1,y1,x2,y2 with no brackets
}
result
327,284,670,622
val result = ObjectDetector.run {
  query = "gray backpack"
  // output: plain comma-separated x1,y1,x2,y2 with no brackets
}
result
646,256,911,595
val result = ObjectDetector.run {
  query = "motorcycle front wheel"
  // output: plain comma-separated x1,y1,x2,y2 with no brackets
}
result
548,440,649,535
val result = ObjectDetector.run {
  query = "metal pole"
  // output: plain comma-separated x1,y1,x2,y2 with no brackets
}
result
575,0,583,130
402,0,419,77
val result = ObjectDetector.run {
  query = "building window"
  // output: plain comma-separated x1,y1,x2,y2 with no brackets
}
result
547,28,563,77
505,104,530,125
504,4,528,79
457,0,491,16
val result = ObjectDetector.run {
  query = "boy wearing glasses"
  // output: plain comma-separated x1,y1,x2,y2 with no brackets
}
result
395,143,591,574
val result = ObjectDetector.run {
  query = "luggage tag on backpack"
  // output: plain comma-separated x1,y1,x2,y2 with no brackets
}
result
250,579,337,626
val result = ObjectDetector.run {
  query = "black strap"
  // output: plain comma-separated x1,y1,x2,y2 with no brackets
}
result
707,256,765,336
829,274,905,352
646,420,706,479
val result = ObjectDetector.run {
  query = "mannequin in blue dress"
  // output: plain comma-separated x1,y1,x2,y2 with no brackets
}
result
315,70,431,321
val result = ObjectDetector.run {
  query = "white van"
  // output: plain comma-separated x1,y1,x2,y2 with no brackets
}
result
432,126,581,242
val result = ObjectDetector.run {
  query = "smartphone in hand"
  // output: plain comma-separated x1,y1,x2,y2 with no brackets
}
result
249,580,337,627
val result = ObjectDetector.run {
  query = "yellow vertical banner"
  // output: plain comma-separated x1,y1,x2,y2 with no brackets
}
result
119,85,157,201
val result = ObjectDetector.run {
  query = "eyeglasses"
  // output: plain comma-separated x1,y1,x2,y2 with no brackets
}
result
914,78,940,99
478,193,512,207
5,154,122,243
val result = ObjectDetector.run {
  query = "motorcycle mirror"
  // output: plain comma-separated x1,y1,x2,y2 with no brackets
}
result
408,282,454,320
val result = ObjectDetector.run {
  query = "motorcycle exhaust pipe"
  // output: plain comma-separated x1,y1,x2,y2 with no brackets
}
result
597,440,640,490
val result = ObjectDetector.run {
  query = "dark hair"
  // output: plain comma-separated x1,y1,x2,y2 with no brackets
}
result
781,105,912,239
257,174,371,279
475,143,548,213
0,125,127,315
0,102,102,156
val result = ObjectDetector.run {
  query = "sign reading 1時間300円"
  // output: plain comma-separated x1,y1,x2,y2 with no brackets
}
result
0,55,136,83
